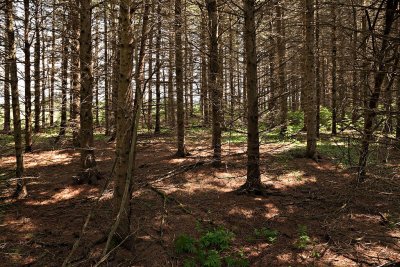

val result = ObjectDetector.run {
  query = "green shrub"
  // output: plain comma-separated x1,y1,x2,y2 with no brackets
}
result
295,225,311,249
288,110,304,127
175,234,197,254
225,255,250,267
319,107,332,130
200,228,235,251
175,226,247,267
254,227,278,243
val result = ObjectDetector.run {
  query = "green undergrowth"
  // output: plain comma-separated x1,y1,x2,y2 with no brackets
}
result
175,225,249,267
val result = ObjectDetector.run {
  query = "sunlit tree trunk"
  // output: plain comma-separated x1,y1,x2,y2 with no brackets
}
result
78,0,100,182
277,3,287,136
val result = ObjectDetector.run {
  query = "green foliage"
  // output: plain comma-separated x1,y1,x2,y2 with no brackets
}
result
183,259,197,267
288,110,304,126
175,234,197,254
200,250,222,267
199,228,235,251
225,255,250,267
295,225,311,249
175,226,247,267
253,227,279,243
319,107,332,130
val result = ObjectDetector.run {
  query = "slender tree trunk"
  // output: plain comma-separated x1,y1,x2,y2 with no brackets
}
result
154,1,162,134
147,4,154,131
277,4,287,136
6,0,26,198
104,3,110,136
94,21,100,128
34,1,41,133
111,0,150,246
331,4,337,135
41,21,46,128
358,0,398,182
315,0,321,137
49,0,56,127
168,27,176,128
200,17,209,126
396,76,400,139
112,0,135,245
70,0,81,147
3,30,11,133
24,0,33,151
77,0,100,183
206,0,222,166
240,0,262,192
175,0,186,157
58,19,68,138
304,0,317,159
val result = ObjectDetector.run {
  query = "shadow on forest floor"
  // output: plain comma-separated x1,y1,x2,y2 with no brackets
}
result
0,131,399,266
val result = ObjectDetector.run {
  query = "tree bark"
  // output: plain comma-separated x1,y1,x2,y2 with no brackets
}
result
24,0,33,151
154,1,162,134
304,0,317,159
34,0,41,133
240,0,262,193
175,0,186,157
6,0,26,198
70,0,81,147
358,0,399,182
206,0,222,166
77,0,100,183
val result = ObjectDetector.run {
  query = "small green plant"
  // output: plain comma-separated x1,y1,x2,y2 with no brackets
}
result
254,227,279,243
183,258,197,267
175,226,246,267
319,107,332,130
295,225,311,249
311,250,321,258
200,228,235,251
200,249,222,267
225,255,250,267
175,234,197,254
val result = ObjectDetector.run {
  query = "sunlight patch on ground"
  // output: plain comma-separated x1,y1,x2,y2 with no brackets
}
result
25,187,85,206
1,216,37,232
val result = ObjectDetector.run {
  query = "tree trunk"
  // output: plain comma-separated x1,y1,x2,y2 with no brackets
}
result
77,0,100,183
175,0,186,157
304,0,317,159
3,29,11,133
206,0,222,166
58,19,68,138
70,0,81,147
104,3,110,136
330,4,337,135
110,0,150,247
34,1,41,133
49,0,56,127
24,0,33,151
357,0,398,182
6,0,26,198
277,3,287,137
240,0,262,193
154,1,162,134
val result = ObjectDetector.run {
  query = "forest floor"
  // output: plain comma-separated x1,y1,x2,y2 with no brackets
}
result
0,128,400,267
